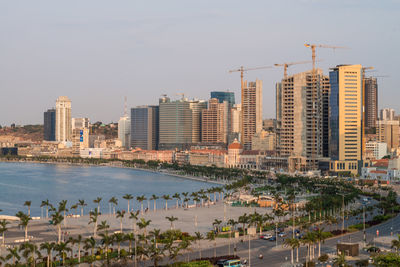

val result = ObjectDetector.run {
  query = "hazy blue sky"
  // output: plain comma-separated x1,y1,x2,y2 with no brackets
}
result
0,0,399,125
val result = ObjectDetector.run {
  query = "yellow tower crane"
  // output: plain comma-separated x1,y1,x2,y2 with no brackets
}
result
304,43,347,71
274,60,314,78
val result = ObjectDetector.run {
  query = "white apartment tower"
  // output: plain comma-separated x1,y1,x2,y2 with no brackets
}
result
55,96,72,142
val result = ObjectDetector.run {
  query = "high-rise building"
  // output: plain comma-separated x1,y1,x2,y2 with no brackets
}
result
380,108,395,121
251,130,275,151
364,77,378,130
72,118,90,130
55,96,72,142
241,80,262,150
44,109,56,141
72,128,90,153
210,91,235,106
131,106,159,150
158,97,206,150
201,98,228,144
118,116,131,149
377,119,399,153
276,69,330,168
329,64,363,163
189,100,208,144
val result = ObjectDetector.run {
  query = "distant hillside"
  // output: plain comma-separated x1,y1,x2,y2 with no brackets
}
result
0,124,44,142
0,122,119,142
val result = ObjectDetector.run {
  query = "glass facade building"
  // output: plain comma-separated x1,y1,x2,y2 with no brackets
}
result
44,109,56,141
131,106,159,150
210,91,235,106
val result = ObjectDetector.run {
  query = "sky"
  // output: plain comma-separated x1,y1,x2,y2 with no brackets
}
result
0,0,399,126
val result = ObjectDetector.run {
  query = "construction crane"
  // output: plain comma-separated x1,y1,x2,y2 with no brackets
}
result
274,60,314,78
228,65,273,91
304,43,347,71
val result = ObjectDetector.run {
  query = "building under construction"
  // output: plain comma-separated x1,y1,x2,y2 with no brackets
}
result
276,69,330,171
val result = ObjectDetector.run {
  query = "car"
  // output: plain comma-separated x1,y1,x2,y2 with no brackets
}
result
223,259,242,267
278,232,286,237
261,233,273,240
217,259,228,267
268,236,277,242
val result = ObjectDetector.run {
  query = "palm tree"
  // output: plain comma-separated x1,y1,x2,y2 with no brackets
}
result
16,211,31,241
108,197,118,216
150,194,159,211
19,242,41,267
24,201,32,217
83,237,96,260
93,197,102,213
116,210,126,232
41,199,51,218
6,247,21,266
89,209,99,237
40,242,55,267
194,231,203,259
162,194,171,210
78,199,87,217
123,194,134,212
113,232,125,258
55,242,71,266
333,253,347,267
136,195,146,215
51,211,64,243
284,237,300,264
166,216,178,230
129,210,140,233
314,228,331,258
58,200,68,227
70,204,78,216
173,193,181,209
0,220,9,248
73,234,83,263
391,235,400,253
98,220,110,232
213,219,222,234
124,233,135,255
182,192,189,208
149,228,162,248
238,213,249,234
137,218,151,238
99,231,114,264
206,231,217,258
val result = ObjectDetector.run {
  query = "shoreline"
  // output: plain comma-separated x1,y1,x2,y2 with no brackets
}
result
0,158,226,185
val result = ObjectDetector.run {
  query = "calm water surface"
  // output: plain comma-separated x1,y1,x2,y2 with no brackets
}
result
0,162,213,216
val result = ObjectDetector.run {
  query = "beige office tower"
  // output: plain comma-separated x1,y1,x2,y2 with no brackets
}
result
231,104,242,133
330,65,363,162
55,96,72,142
377,120,399,153
241,80,262,150
276,69,330,169
118,116,131,149
189,99,208,144
201,98,228,143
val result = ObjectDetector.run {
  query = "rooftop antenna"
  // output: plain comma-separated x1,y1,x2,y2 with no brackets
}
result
124,96,127,117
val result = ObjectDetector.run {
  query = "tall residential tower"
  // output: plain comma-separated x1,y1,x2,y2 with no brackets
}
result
55,96,72,142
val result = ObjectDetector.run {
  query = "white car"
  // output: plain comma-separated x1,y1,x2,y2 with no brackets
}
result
262,233,273,240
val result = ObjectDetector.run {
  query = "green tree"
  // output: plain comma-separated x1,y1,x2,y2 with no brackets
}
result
162,195,171,210
40,242,55,267
116,210,126,232
166,216,178,230
6,247,21,266
16,211,31,241
93,197,102,213
51,211,64,243
78,199,87,217
55,242,71,266
150,194,159,211
123,194,134,212
206,231,217,258
23,201,32,217
89,209,99,237
0,220,10,248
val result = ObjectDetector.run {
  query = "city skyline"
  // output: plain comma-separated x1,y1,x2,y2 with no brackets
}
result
1,1,399,126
